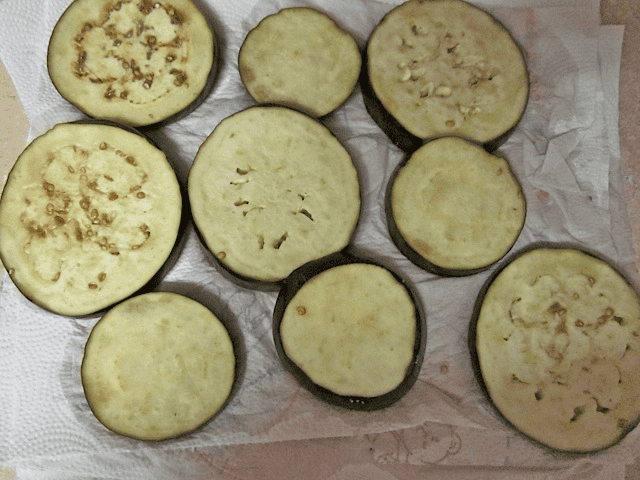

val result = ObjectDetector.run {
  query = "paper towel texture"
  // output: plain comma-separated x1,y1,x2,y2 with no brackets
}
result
0,0,636,475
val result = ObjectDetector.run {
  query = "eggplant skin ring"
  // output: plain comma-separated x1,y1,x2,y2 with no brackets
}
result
471,244,640,453
273,252,426,411
0,121,182,317
47,0,217,127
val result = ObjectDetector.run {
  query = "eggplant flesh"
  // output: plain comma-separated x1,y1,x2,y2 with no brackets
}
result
47,0,216,127
0,122,182,317
473,246,640,453
188,106,361,286
238,7,361,118
388,137,526,276
364,0,529,151
81,292,235,441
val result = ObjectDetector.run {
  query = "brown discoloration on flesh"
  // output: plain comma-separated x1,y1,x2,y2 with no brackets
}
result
239,64,255,84
254,86,268,101
170,68,188,86
409,238,432,258
167,7,184,25
138,0,155,15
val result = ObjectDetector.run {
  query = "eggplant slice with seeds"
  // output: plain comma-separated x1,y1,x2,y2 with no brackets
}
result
470,243,640,453
0,121,183,317
188,105,361,290
362,0,529,152
47,0,217,128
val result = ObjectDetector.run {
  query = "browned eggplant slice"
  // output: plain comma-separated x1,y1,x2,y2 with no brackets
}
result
81,291,236,441
0,121,183,316
387,137,526,276
273,252,426,411
188,105,361,290
47,0,217,128
362,0,529,152
238,7,361,117
470,243,640,453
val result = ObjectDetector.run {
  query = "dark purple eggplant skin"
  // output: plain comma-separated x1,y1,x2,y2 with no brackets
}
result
1,119,189,319
272,249,427,411
468,241,640,455
188,104,363,292
360,0,530,154
384,140,526,278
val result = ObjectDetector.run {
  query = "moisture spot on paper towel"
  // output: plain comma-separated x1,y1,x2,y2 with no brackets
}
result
536,190,550,204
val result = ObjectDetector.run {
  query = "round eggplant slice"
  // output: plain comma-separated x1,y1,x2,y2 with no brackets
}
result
0,121,182,317
362,0,529,152
238,7,361,117
387,137,525,276
273,253,426,410
81,292,236,441
47,0,217,128
188,105,361,289
470,244,640,453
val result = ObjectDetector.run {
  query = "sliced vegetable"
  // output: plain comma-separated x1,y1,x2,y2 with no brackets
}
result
273,252,426,410
81,292,236,441
239,7,361,117
47,0,217,127
188,105,361,290
0,121,183,316
387,137,526,276
471,244,640,452
362,0,529,151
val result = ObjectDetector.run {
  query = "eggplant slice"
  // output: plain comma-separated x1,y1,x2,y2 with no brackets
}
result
0,121,182,317
273,252,426,410
81,292,236,441
471,244,640,453
238,7,361,117
47,0,217,128
362,0,529,152
188,105,361,289
387,137,526,276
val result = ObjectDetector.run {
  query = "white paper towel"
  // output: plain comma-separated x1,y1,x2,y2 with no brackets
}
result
0,0,637,476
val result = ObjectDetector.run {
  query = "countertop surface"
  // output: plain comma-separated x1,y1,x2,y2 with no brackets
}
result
1,0,640,478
